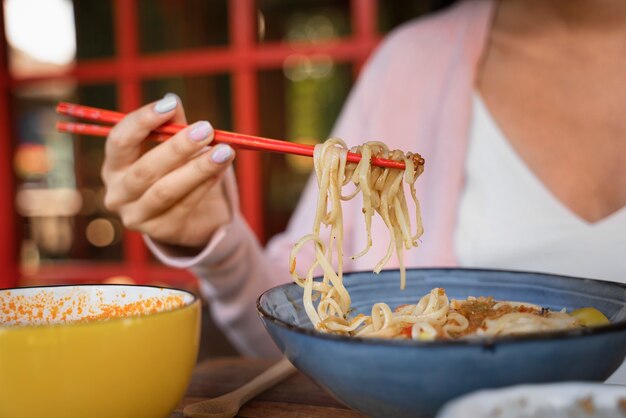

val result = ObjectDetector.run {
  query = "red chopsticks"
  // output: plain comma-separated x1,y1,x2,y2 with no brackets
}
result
56,102,424,170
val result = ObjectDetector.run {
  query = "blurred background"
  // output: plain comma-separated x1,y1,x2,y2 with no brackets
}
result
0,0,452,356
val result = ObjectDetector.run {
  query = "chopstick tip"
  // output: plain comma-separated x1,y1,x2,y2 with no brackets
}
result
56,102,75,117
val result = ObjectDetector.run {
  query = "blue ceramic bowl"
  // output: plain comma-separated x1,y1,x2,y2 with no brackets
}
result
257,268,626,418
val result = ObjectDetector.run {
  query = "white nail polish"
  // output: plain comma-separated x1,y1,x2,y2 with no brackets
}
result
189,121,213,142
154,95,177,113
211,144,233,163
164,92,180,102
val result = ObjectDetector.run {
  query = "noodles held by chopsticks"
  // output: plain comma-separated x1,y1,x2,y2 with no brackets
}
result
289,138,597,340
289,139,424,335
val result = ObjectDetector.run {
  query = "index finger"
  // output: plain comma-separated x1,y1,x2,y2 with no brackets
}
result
104,94,186,171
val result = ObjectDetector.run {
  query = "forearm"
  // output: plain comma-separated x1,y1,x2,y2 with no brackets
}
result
192,215,288,357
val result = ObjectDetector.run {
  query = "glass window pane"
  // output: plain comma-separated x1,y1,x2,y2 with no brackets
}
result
13,82,122,274
257,0,351,44
73,0,115,59
378,0,454,33
139,0,229,53
258,63,352,238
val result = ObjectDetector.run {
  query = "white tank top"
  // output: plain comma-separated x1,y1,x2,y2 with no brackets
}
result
454,94,626,285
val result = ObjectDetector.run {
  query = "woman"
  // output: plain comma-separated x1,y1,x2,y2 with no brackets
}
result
101,0,626,372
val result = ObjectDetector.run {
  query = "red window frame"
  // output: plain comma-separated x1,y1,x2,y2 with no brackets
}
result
0,0,380,289
0,8,19,287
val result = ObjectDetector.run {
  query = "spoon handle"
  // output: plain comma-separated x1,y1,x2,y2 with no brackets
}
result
230,357,297,405
183,357,297,417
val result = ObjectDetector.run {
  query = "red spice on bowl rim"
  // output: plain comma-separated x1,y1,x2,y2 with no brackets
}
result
0,287,188,326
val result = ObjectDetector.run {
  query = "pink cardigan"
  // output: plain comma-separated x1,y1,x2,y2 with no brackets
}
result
147,0,496,356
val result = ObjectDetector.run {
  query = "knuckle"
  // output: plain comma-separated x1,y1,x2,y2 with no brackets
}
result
101,164,118,185
193,155,216,176
122,219,138,231
169,136,189,157
129,163,155,185
103,193,119,212
106,128,127,150
152,184,176,205
120,212,141,231
136,110,156,128
100,166,110,184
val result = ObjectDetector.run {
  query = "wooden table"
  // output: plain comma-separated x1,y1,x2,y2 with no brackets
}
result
170,357,365,418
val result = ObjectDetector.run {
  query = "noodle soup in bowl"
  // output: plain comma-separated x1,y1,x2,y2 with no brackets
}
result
257,268,626,418
0,284,201,418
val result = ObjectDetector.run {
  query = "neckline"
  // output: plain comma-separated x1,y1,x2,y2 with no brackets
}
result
472,93,626,228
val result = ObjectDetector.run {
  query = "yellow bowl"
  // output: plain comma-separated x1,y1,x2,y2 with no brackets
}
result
0,285,201,418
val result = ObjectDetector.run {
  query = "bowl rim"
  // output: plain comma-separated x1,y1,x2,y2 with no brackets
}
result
0,283,199,330
256,267,626,348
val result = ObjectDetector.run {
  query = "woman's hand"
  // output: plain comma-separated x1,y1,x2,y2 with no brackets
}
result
102,94,235,249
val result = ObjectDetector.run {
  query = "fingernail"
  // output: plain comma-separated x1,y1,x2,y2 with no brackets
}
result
154,94,177,113
211,144,233,164
164,92,180,101
189,121,213,142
